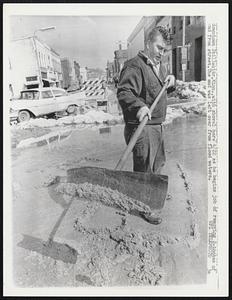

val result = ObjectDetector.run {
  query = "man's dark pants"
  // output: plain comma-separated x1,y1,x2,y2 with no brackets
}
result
124,124,166,174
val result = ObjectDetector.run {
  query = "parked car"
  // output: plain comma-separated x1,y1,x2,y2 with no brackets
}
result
10,87,87,122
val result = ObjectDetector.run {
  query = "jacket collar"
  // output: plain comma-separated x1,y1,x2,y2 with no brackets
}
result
138,51,164,84
138,51,159,67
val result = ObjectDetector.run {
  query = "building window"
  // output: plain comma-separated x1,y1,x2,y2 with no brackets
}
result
26,76,38,82
173,26,176,34
179,19,183,30
41,72,47,79
186,16,191,25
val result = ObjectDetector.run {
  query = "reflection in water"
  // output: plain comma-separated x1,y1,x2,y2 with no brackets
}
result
99,127,111,135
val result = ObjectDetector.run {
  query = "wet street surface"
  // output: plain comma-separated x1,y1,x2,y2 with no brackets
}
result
11,114,207,286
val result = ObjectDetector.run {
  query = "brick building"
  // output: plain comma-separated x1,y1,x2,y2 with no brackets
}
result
114,45,128,74
106,61,115,83
61,58,81,90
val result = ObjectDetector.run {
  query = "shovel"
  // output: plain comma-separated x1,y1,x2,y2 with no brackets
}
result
67,80,170,211
18,195,78,264
18,81,169,264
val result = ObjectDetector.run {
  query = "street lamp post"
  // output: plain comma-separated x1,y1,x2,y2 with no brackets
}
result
32,26,56,88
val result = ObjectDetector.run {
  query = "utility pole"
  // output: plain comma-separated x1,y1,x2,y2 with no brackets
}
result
33,27,56,88
31,36,43,88
182,16,186,81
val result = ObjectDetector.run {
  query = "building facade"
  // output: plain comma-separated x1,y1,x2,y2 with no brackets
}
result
80,67,88,83
61,58,76,89
106,61,115,83
171,16,206,81
113,43,128,75
86,68,105,80
74,61,81,83
9,37,62,97
106,43,128,84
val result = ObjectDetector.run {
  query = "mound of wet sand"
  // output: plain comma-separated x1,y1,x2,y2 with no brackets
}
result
56,182,152,215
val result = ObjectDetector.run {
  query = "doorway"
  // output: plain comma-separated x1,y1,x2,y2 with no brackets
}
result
172,48,177,77
194,36,202,81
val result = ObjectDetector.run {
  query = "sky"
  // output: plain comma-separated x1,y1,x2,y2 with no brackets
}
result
10,16,142,70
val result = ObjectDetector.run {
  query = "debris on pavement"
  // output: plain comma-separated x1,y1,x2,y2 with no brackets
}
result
168,80,206,100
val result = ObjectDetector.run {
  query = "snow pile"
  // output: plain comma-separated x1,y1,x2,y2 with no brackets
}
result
181,102,206,116
57,111,123,125
164,107,186,124
13,111,124,129
169,80,206,100
15,118,58,129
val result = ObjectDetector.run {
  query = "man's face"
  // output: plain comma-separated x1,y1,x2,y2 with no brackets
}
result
147,34,167,63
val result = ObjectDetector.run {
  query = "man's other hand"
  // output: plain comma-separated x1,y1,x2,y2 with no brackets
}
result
136,106,151,122
164,75,175,89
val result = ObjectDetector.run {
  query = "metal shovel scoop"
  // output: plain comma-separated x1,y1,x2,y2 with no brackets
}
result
67,80,170,211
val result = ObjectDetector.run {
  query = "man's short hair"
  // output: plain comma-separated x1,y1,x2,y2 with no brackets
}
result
146,26,172,44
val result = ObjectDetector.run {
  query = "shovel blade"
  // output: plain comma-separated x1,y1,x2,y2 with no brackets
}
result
18,234,78,264
67,167,168,210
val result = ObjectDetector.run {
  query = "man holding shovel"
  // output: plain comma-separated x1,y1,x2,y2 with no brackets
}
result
117,26,175,224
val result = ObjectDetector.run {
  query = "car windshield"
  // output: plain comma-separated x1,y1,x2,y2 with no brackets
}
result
20,91,39,100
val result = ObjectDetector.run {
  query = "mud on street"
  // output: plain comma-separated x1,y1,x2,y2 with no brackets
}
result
11,114,207,287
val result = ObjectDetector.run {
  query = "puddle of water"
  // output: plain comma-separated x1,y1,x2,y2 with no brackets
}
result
12,115,207,176
164,115,207,173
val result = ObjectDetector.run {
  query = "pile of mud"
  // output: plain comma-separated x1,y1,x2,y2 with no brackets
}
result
56,182,152,215
15,166,201,287
52,178,199,286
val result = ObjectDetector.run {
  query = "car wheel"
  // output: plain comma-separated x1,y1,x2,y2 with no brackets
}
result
18,110,31,122
67,105,78,115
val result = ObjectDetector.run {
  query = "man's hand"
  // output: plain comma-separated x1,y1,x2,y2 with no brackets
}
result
164,75,175,89
136,106,151,122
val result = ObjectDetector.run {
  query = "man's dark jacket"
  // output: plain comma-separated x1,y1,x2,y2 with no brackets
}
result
117,52,174,125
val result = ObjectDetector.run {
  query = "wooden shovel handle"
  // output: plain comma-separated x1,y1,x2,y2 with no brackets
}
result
115,80,169,171
47,196,75,244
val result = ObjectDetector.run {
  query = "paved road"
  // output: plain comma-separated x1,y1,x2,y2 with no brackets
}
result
11,115,207,286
